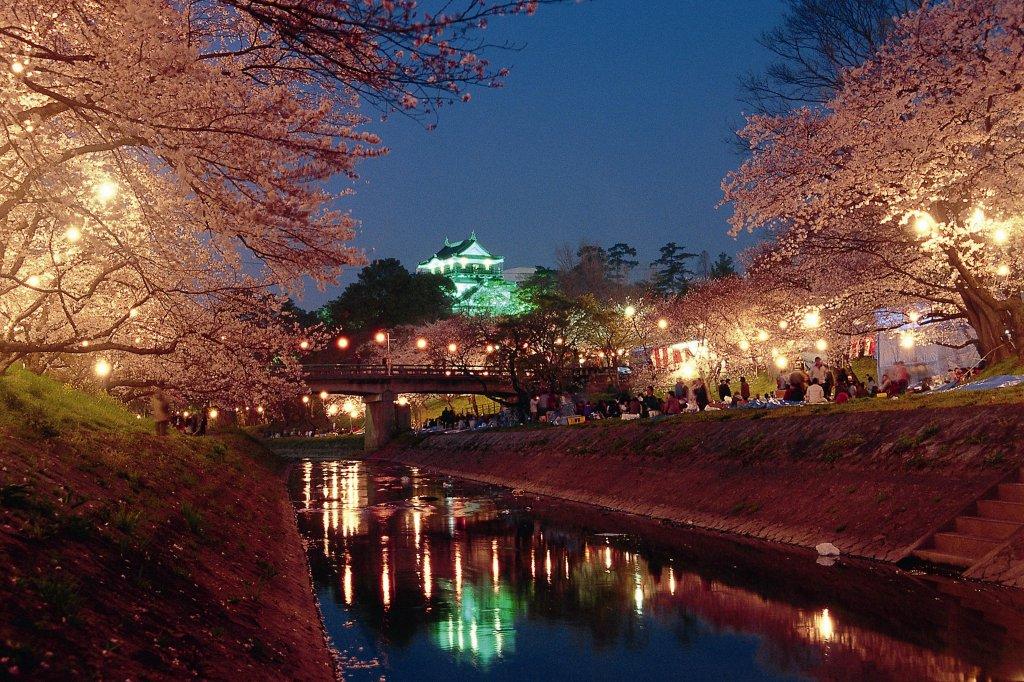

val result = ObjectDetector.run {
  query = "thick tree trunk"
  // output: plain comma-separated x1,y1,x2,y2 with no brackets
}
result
959,286,1021,364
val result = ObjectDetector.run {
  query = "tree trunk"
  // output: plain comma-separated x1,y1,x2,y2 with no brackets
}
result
959,286,1020,364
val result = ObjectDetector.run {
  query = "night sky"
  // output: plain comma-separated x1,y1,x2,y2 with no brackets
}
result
307,0,787,307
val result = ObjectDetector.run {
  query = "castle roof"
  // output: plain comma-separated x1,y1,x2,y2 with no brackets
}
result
418,231,502,266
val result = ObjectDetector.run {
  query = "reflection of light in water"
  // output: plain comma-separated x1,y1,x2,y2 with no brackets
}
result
530,547,536,581
330,463,339,531
633,569,643,615
585,544,591,562
342,462,361,537
302,460,312,509
423,541,432,600
669,567,676,596
817,608,834,641
605,546,612,570
492,539,500,593
413,510,422,550
381,539,391,609
495,611,503,657
322,497,330,555
455,542,463,601
470,618,479,653
343,555,353,605
564,555,569,580
545,548,552,584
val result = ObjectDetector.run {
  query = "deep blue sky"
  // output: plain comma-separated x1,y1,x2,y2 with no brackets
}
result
306,0,786,307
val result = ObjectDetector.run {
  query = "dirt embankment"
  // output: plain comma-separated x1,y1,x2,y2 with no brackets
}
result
0,427,335,680
377,404,1024,568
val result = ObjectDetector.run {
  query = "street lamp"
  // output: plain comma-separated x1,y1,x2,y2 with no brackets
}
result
416,337,428,350
336,336,350,350
374,330,392,375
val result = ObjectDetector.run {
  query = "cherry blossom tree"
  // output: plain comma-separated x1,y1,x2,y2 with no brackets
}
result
0,0,551,405
724,0,1024,363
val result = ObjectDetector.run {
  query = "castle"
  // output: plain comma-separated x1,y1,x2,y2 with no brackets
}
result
416,233,529,316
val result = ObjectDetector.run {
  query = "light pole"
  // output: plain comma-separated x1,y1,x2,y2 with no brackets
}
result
374,330,392,375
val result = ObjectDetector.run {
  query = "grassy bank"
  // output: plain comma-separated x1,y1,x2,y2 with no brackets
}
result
0,368,334,680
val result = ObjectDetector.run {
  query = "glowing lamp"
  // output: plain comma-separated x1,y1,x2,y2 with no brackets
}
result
208,408,219,419
623,305,637,318
774,356,789,370
756,330,769,342
94,181,118,203
299,340,310,350
899,332,915,349
738,339,751,352
342,400,355,414
26,275,40,287
994,227,1010,244
416,337,427,350
10,61,25,74
65,226,82,242
907,310,920,323
447,342,457,353
680,361,698,380
997,263,1011,277
336,336,349,350
319,390,328,400
778,320,789,330
485,344,495,354
374,331,387,344
301,395,310,404
554,337,564,345
802,310,821,329
327,404,339,416
256,406,264,414
657,318,668,330
128,307,139,318
94,358,111,378
913,213,935,236
397,396,409,406
815,338,828,352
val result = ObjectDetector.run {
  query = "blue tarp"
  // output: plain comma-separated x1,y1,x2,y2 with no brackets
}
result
946,374,1024,392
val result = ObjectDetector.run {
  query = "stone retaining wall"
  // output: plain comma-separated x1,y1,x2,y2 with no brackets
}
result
375,403,1024,580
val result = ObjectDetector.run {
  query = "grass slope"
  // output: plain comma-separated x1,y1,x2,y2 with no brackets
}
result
0,367,333,680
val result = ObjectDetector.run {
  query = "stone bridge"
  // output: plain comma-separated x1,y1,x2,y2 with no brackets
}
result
304,363,518,450
303,363,611,450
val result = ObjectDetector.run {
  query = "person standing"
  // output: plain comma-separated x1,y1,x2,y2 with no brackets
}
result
151,389,171,436
740,377,751,402
693,379,709,412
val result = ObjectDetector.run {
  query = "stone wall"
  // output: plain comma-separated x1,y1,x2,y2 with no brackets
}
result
375,403,1024,573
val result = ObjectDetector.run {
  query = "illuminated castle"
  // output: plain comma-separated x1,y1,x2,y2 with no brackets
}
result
417,232,528,316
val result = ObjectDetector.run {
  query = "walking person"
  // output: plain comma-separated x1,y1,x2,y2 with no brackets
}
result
151,389,171,436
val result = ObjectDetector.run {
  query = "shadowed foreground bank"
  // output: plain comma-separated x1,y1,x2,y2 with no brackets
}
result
377,399,1024,585
0,369,334,680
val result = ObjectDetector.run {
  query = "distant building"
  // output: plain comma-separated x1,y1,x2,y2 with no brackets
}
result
417,233,528,316
503,266,538,284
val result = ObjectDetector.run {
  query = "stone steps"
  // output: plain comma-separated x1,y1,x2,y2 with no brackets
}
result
910,469,1024,571
932,532,1001,559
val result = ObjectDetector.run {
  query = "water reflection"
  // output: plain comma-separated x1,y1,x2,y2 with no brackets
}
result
291,460,1024,681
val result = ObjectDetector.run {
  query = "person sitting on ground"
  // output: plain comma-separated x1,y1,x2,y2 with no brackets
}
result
805,377,827,404
627,395,643,416
664,391,681,415
865,375,878,395
717,378,732,401
834,380,851,404
642,385,663,415
878,373,893,395
785,381,806,402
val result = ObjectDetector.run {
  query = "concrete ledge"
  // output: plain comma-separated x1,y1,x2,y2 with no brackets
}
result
375,402,1024,584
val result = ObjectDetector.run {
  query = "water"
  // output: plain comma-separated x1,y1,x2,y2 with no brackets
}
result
290,459,1024,681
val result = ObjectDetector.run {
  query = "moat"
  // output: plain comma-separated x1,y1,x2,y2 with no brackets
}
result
290,459,1024,681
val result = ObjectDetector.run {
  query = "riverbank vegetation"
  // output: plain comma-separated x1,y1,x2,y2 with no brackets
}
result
0,368,333,679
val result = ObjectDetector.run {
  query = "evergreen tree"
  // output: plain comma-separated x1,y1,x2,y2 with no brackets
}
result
709,252,736,279
606,242,639,282
651,243,698,297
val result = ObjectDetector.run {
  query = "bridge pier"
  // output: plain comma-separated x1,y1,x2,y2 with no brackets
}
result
363,391,396,451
